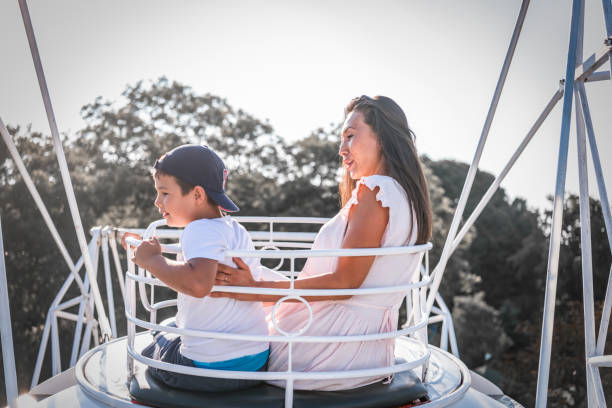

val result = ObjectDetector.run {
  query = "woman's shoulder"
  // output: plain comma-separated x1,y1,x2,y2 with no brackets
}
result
353,175,408,209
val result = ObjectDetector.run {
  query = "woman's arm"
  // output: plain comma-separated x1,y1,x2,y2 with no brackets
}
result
213,185,389,301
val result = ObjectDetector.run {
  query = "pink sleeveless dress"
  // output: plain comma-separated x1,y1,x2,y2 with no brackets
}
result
266,175,423,391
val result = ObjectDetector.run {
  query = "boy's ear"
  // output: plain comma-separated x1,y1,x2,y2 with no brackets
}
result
192,186,207,204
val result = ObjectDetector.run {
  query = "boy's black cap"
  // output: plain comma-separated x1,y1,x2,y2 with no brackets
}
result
154,144,239,212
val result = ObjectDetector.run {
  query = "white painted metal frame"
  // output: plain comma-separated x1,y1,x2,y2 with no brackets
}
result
24,217,456,391
16,0,112,341
0,218,19,408
411,0,611,405
30,227,126,387
124,218,437,408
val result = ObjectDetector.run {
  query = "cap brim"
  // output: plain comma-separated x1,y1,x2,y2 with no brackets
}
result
207,191,239,213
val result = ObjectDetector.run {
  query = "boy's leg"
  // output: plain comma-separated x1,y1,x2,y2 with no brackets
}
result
141,332,265,392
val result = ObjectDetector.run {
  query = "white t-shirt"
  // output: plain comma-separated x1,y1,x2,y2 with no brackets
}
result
176,216,269,363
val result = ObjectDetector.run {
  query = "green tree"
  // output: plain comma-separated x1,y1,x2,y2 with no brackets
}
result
75,77,290,226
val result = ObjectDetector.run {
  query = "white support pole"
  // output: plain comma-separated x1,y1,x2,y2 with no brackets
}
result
31,250,87,387
574,85,597,408
576,73,612,360
51,313,60,375
449,87,564,256
30,313,51,388
102,230,117,337
603,0,612,36
426,0,530,315
436,293,459,358
70,238,98,366
535,1,584,406
572,5,598,404
108,231,126,301
70,291,88,366
589,364,606,408
597,265,612,355
79,233,101,357
601,0,612,82
126,245,137,378
17,0,112,340
0,218,19,408
285,256,295,408
576,85,612,251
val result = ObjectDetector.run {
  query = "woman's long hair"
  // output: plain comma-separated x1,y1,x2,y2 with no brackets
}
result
340,95,432,244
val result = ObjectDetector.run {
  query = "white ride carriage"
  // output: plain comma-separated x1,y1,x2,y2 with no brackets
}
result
22,217,519,408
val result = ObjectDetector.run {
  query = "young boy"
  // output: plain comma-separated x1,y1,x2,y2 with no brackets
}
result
130,144,269,392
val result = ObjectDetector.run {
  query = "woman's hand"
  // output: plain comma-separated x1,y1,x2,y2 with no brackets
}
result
215,257,255,287
212,257,260,301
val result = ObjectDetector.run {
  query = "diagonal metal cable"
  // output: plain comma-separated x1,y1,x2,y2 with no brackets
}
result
0,117,93,315
425,0,530,316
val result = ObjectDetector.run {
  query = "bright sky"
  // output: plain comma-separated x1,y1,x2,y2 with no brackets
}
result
1,0,610,211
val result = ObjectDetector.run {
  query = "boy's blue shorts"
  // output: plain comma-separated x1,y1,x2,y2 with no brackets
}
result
141,331,267,392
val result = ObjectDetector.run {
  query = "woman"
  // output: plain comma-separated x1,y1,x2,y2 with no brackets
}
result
213,95,432,391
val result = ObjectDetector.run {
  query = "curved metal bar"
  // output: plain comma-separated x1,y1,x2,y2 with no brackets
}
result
17,0,112,340
228,244,433,258
234,216,329,224
126,271,434,294
132,220,168,313
126,344,429,381
124,235,431,259
127,312,429,343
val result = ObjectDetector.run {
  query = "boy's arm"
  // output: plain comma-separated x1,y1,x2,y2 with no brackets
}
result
133,237,217,298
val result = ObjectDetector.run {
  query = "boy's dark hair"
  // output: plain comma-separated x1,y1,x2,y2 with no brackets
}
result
153,169,194,195
152,169,218,206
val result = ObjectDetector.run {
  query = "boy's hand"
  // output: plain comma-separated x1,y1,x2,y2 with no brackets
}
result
132,237,162,270
121,232,143,250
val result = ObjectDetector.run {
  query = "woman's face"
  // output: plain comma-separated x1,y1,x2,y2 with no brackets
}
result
339,110,385,179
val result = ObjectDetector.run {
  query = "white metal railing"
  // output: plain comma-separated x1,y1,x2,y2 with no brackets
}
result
124,217,439,408
27,217,457,395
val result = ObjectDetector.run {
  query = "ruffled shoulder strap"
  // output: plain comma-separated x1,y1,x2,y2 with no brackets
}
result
345,175,415,245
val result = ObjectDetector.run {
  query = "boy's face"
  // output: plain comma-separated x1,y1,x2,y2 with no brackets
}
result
153,173,199,227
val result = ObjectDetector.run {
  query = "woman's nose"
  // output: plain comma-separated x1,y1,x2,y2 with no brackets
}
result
338,141,348,157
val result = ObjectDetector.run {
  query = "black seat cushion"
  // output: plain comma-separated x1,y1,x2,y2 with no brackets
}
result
129,366,428,408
